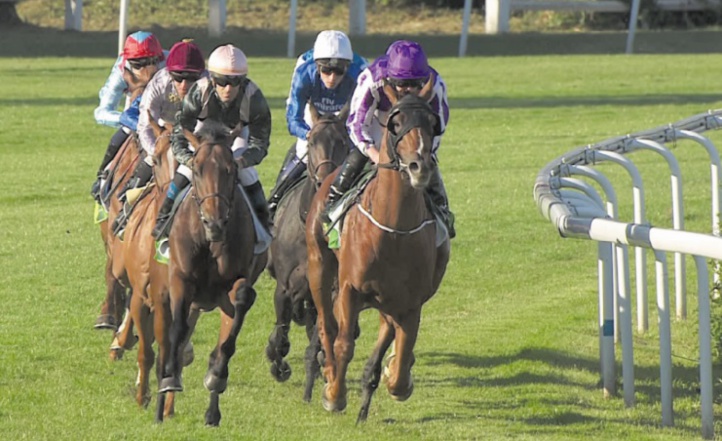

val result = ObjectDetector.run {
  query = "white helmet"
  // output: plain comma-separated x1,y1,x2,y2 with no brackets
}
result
208,44,248,76
313,30,353,62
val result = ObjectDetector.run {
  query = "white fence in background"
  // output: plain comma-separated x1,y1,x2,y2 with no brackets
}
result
534,110,722,439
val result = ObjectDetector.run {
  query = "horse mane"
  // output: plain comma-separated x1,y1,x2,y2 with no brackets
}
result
194,120,235,147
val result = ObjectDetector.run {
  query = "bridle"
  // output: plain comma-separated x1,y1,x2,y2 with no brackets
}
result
378,98,440,173
307,117,348,184
191,144,237,226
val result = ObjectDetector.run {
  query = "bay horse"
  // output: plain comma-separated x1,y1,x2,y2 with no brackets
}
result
158,121,267,426
306,79,451,421
265,102,350,401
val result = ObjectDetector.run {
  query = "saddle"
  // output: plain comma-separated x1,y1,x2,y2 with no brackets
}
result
154,184,272,264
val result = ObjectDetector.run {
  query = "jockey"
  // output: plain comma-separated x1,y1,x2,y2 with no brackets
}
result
322,40,455,238
266,30,367,219
110,39,208,235
151,44,272,239
91,31,166,201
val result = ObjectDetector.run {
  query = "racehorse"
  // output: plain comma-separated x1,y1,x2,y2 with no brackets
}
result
265,103,350,401
306,78,451,421
118,116,192,419
158,121,267,426
95,134,140,358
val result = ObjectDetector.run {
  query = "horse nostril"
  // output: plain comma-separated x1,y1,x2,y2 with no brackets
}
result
409,161,420,173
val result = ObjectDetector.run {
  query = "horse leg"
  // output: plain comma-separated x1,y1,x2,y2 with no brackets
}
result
357,313,396,423
384,310,421,401
322,282,361,412
109,290,138,360
159,277,192,394
302,301,320,402
154,294,174,422
265,283,292,382
307,243,338,388
130,291,154,408
96,259,124,330
204,279,257,427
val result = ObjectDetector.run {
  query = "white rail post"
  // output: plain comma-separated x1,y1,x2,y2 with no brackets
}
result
208,0,227,38
64,0,82,31
629,138,686,319
653,251,673,426
485,0,509,34
287,0,298,58
118,0,129,56
459,0,473,57
593,151,649,333
693,256,714,439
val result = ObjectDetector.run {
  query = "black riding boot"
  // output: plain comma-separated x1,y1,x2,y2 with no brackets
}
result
244,181,270,232
111,160,154,235
91,127,130,200
321,148,368,223
426,167,456,239
267,153,306,221
151,173,190,240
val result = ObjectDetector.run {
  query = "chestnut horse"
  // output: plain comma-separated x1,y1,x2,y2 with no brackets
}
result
158,121,267,426
95,134,141,359
118,117,193,420
265,103,350,401
306,80,450,421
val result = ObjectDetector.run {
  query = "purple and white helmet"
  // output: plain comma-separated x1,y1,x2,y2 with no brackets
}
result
386,40,429,81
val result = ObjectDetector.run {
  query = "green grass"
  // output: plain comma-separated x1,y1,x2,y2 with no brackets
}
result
2,38,722,440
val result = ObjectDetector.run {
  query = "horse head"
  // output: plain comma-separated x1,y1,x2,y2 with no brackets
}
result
381,74,440,190
184,121,238,242
306,101,351,190
147,112,176,189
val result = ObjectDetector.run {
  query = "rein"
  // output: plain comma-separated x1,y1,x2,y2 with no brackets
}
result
190,145,237,226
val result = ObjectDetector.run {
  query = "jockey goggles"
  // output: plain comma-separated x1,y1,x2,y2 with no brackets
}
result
388,78,426,89
170,71,201,83
211,73,244,87
128,57,158,69
318,65,347,76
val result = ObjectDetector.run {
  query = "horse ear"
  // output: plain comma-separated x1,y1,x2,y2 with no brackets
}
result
383,80,398,107
419,72,436,101
229,122,243,139
308,100,321,125
183,128,200,149
338,99,350,122
147,110,162,137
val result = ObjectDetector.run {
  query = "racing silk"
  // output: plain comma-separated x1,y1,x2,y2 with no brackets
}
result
285,58,364,141
171,77,272,167
94,52,168,128
119,95,142,131
347,56,450,155
137,68,209,155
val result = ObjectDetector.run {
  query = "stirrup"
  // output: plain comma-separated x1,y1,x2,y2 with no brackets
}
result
152,216,170,240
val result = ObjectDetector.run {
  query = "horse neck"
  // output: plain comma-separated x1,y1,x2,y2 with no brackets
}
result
367,167,428,229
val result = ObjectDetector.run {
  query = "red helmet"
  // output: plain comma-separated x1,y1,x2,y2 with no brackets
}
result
166,39,205,73
122,31,164,61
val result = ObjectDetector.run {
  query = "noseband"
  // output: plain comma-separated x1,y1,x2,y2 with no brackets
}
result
379,99,439,172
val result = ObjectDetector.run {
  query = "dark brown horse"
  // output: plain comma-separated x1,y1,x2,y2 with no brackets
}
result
306,79,450,421
265,103,350,401
158,121,267,426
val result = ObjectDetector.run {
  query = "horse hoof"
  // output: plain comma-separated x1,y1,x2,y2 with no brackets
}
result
270,360,292,382
108,348,124,361
182,341,195,367
321,383,346,412
159,376,183,393
204,372,227,393
94,315,117,331
389,376,414,402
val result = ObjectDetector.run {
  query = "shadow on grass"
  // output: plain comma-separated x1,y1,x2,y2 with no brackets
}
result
411,347,706,435
3,24,722,58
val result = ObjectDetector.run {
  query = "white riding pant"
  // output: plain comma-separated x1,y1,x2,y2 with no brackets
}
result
175,125,259,187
